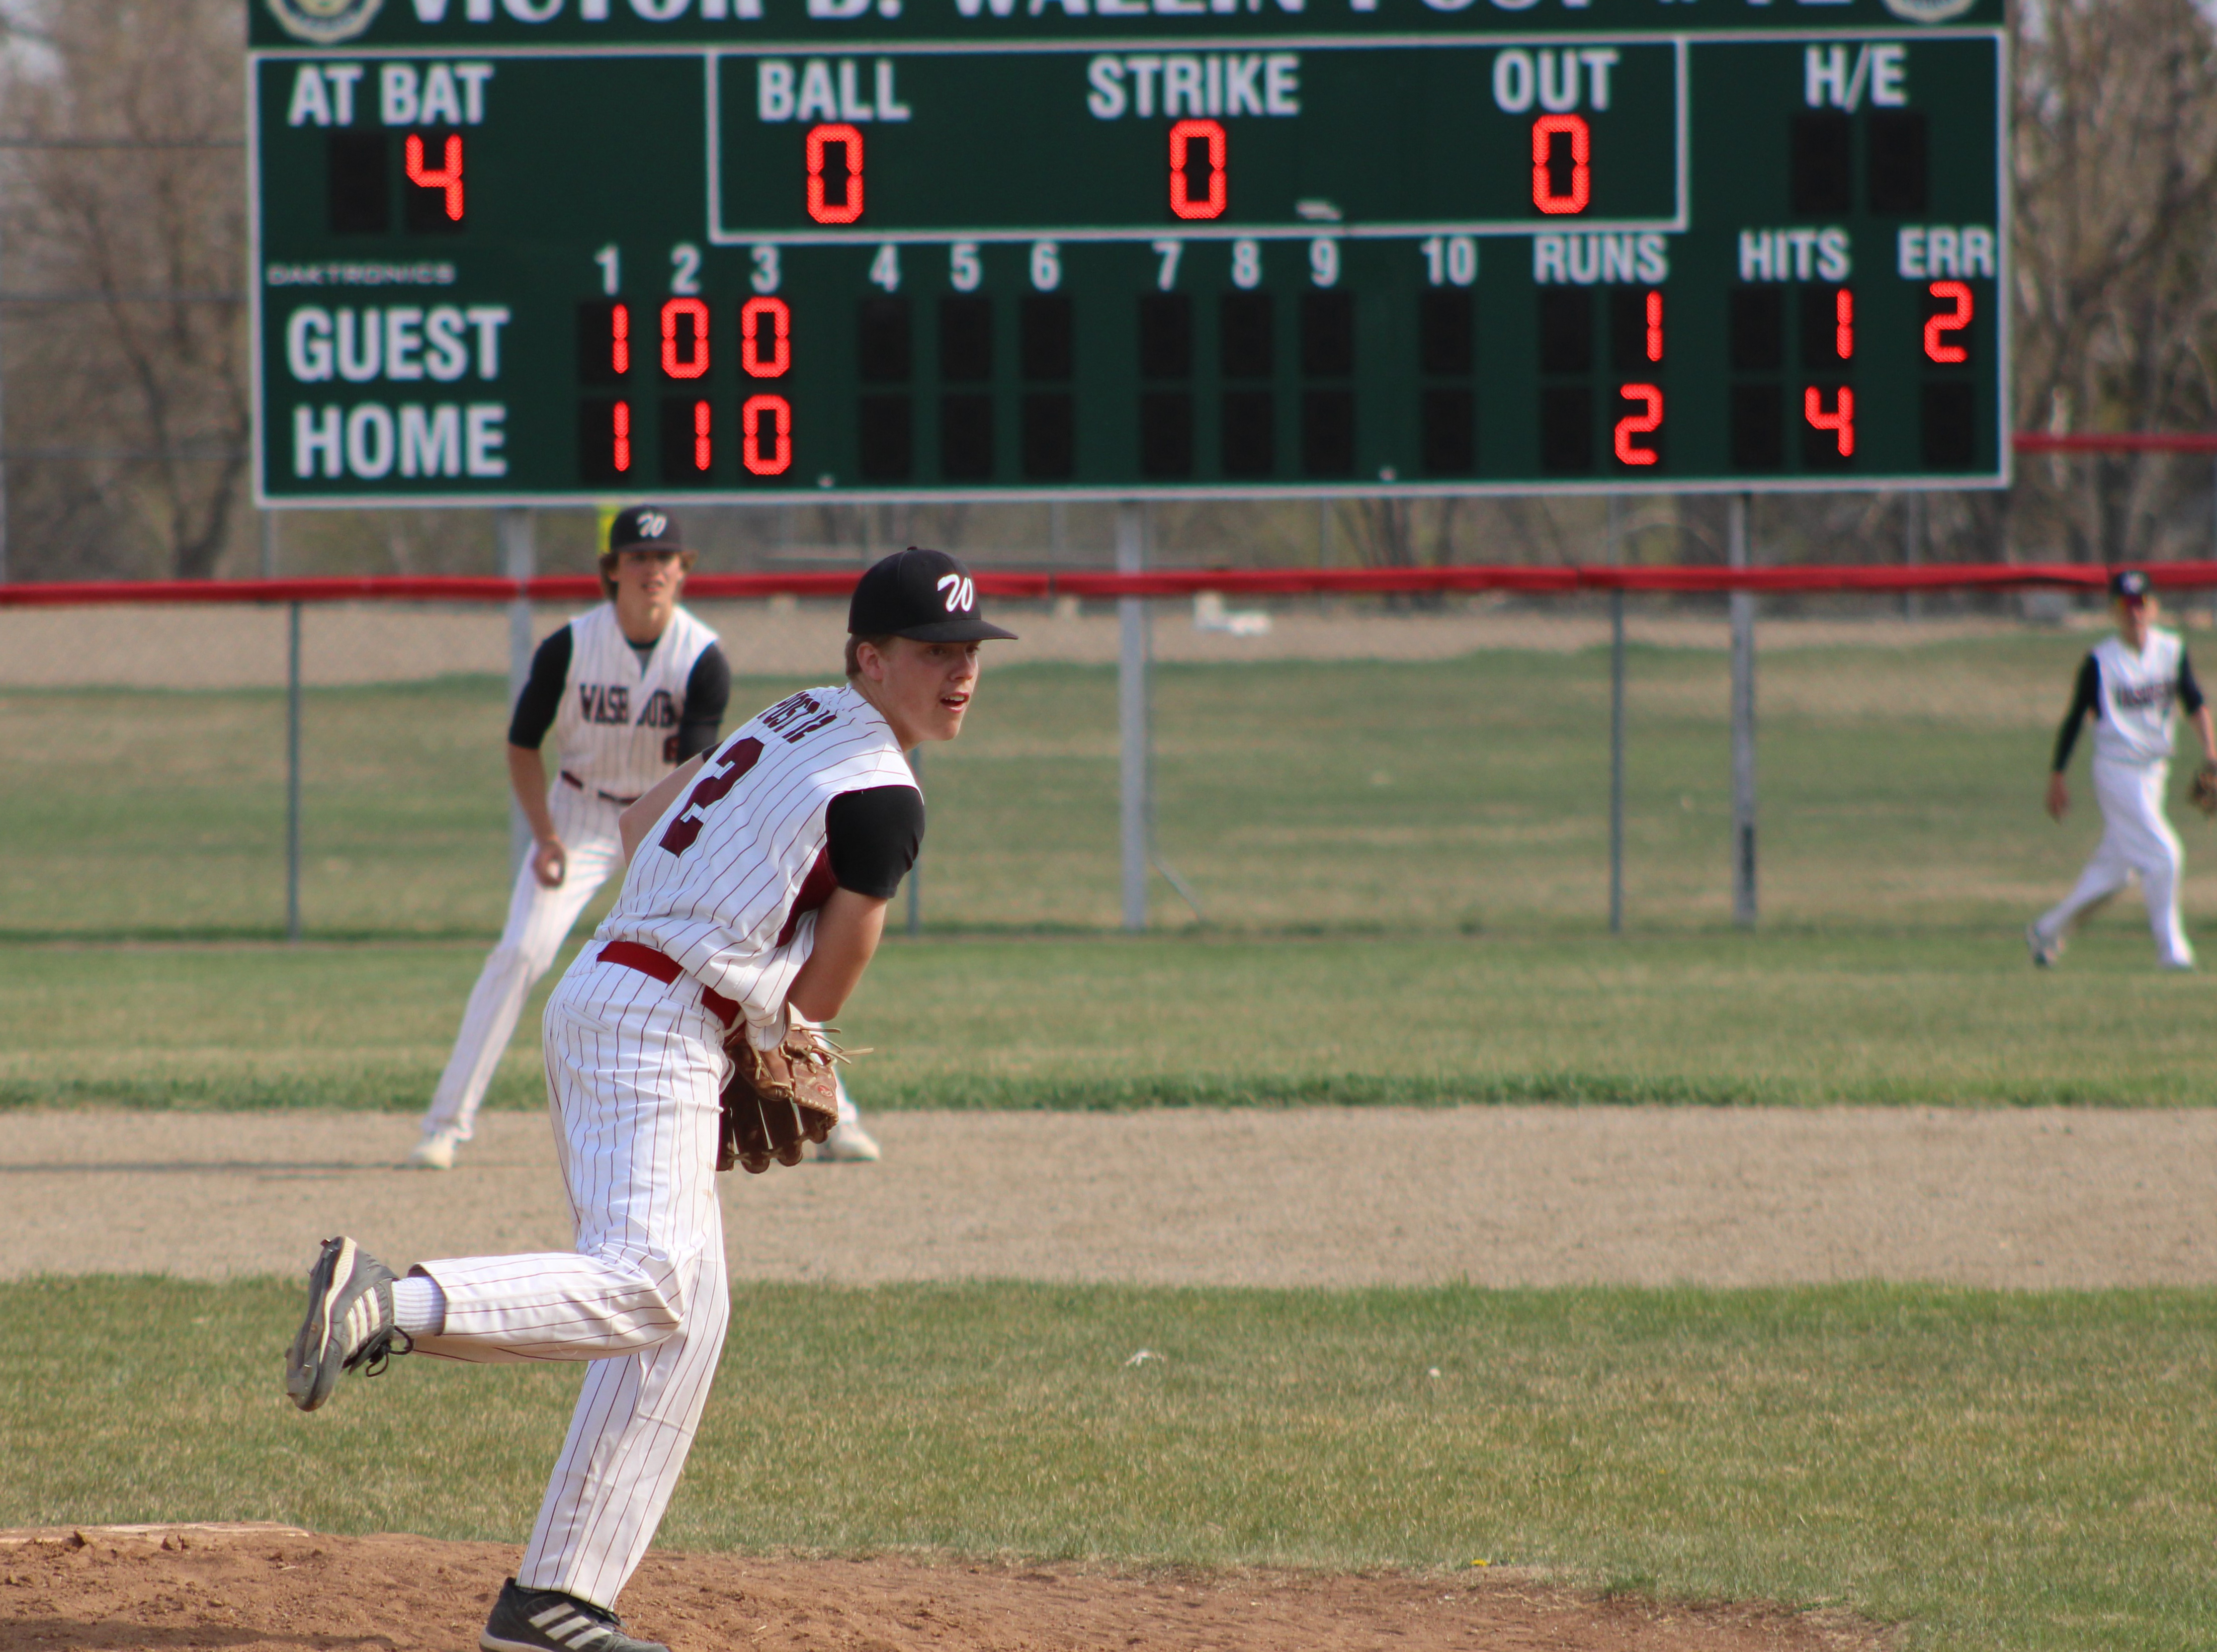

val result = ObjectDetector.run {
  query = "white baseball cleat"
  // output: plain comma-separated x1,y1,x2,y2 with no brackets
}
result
405,1129,462,1170
2025,924,2061,970
815,1116,882,1163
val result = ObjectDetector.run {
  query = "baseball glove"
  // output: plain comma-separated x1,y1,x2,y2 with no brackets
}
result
2192,762,2217,820
717,1016,856,1174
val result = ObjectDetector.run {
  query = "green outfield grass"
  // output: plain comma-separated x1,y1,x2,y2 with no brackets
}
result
1,1277,2210,1652
0,926,2207,1111
2,629,2192,940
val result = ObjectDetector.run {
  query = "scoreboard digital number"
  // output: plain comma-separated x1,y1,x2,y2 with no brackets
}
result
248,0,2006,505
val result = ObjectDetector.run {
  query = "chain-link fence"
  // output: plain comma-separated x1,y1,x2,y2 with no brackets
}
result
11,547,2217,943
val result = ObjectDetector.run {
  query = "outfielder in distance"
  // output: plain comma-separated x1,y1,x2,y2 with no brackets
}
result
410,505,887,1170
2029,568,2217,972
287,547,1015,1652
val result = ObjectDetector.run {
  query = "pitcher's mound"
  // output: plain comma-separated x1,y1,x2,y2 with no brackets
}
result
0,1524,1887,1652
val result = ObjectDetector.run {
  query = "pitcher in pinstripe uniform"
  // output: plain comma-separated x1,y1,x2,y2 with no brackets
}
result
285,548,1014,1652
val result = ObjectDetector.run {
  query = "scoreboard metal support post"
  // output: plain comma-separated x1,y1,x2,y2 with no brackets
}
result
1607,495,1626,937
1903,492,1923,622
1728,492,1757,930
1117,500,1149,933
285,599,304,944
501,506,536,877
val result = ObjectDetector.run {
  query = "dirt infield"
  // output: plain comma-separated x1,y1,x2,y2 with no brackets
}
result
4,1103,2213,1289
0,1525,1886,1652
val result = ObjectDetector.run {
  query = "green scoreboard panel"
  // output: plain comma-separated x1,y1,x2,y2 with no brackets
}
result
249,0,2006,505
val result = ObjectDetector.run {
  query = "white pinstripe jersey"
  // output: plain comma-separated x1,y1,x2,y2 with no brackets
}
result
597,683,916,1039
2090,630,2188,768
550,603,721,801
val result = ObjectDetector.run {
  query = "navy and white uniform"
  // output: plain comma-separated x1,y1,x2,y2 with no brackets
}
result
407,683,922,1608
2033,628,2205,967
420,602,729,1146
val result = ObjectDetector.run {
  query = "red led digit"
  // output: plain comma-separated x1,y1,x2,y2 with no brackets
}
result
1614,384,1662,466
742,393,792,476
661,298,709,380
1168,118,1227,222
1531,114,1590,216
1805,385,1855,456
1645,290,1663,362
692,400,712,472
610,303,630,376
611,401,632,474
1925,280,1971,363
1835,288,1854,360
404,133,464,222
806,123,864,225
741,296,791,379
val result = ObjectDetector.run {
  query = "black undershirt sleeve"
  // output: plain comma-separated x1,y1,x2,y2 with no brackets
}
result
676,644,732,761
2052,653,2099,773
506,626,573,748
2180,650,2206,717
824,785,926,900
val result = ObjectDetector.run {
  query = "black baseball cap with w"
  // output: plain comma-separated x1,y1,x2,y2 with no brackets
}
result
850,546,1018,643
608,504,685,556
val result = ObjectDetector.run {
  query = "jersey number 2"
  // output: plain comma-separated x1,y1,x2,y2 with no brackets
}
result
658,738,762,856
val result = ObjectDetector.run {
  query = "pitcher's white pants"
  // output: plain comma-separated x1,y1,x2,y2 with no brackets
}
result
2035,757,2194,968
410,956,730,1609
422,784,626,1143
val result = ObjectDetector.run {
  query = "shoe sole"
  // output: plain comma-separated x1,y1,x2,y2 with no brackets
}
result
286,1237,355,1412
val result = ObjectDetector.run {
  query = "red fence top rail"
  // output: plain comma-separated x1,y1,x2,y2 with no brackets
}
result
10,562,2217,609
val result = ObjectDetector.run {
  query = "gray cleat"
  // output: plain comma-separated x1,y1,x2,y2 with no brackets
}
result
2026,923,2061,969
285,1235,409,1412
481,1579,670,1652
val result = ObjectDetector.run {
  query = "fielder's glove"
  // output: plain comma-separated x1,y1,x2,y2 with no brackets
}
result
2192,762,2217,820
717,1015,855,1173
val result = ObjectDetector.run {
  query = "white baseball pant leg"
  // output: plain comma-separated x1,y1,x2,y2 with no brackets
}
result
2035,757,2193,967
421,785,626,1143
409,956,730,1608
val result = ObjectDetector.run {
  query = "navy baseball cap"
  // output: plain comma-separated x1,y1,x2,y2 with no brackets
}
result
850,547,1018,643
608,504,686,557
2111,569,2151,602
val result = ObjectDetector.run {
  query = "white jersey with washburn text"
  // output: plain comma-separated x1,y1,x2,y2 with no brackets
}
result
597,683,916,1040
2090,628,2188,768
550,602,720,801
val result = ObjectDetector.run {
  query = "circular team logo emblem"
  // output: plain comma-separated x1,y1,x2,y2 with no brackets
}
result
1881,0,1978,22
266,0,383,45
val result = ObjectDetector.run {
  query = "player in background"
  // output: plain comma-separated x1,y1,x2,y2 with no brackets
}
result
2028,569,2217,971
288,548,1014,1652
407,506,728,1169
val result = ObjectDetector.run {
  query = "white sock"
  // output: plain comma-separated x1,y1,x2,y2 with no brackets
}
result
392,1273,446,1337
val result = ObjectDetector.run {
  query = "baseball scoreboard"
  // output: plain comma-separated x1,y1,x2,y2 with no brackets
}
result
249,0,2006,504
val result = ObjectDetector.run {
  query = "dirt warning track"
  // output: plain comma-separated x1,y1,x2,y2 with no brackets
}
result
3,1103,2212,1289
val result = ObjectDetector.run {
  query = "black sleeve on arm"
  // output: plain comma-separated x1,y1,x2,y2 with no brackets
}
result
825,785,926,900
2181,650,2206,717
506,627,572,748
675,644,732,761
2052,653,2099,773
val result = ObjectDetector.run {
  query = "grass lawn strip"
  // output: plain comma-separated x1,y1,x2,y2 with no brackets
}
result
1,1278,2210,1652
2,929,2208,1113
